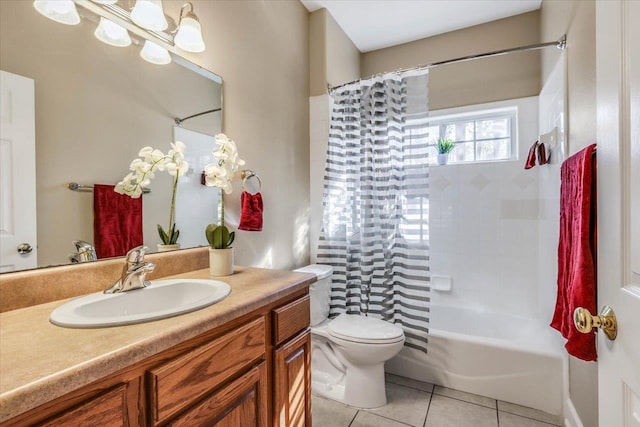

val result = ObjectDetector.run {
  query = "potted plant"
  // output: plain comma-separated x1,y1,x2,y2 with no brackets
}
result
115,142,188,251
436,138,455,165
203,134,245,276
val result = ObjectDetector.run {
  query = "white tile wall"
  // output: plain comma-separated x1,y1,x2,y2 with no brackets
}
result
429,97,541,318
537,54,566,323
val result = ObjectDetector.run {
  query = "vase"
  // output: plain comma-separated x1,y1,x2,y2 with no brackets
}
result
209,247,234,276
157,243,180,252
437,153,449,165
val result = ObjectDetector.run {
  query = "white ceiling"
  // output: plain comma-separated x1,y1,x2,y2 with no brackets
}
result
301,0,542,52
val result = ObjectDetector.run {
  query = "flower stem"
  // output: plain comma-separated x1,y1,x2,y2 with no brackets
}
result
168,172,179,242
220,191,225,227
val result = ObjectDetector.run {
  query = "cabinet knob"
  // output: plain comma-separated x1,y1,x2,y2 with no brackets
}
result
17,243,33,254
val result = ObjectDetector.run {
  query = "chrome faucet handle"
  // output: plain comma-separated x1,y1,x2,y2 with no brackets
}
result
125,246,148,266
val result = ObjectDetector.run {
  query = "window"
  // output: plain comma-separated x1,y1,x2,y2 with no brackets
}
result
410,108,517,165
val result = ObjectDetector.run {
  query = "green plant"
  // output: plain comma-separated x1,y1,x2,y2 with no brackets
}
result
437,138,456,154
205,224,235,249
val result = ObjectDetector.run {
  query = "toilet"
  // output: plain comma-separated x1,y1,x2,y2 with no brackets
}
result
295,264,405,409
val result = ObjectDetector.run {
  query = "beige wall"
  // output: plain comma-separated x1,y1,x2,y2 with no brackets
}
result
540,1,598,426
309,8,360,95
361,11,541,110
164,0,311,270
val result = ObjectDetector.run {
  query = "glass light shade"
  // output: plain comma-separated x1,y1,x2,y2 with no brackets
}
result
94,17,131,47
130,0,168,32
33,0,80,25
174,16,205,53
140,40,171,65
91,0,117,4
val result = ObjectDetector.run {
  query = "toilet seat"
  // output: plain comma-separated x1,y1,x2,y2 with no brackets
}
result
327,314,404,344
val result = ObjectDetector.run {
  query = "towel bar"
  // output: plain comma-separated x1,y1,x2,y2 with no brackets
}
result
67,182,151,194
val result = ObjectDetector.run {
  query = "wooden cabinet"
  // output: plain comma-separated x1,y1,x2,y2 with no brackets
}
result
169,362,268,427
272,295,311,427
5,289,310,427
39,383,137,427
273,332,311,427
148,317,266,424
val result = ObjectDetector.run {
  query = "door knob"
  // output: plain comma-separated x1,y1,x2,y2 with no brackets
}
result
17,243,33,254
573,305,617,340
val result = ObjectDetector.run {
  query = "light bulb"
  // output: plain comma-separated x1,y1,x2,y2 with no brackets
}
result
94,17,131,47
174,16,205,53
130,0,168,32
33,0,80,25
140,40,171,65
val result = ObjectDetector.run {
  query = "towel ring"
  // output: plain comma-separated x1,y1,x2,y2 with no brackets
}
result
240,170,262,193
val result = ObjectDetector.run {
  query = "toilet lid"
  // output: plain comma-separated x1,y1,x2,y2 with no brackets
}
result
328,314,404,344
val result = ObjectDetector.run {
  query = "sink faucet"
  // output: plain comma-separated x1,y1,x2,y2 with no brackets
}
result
104,246,156,294
68,240,97,263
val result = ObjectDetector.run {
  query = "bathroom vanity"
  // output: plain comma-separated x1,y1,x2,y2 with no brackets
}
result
0,265,314,426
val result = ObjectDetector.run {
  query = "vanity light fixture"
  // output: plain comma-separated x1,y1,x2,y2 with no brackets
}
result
94,17,132,47
140,40,172,65
174,2,205,53
33,0,80,25
130,0,168,32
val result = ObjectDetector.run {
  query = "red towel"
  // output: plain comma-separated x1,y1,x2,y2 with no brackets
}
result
238,191,263,231
93,184,143,259
525,141,538,169
550,144,597,361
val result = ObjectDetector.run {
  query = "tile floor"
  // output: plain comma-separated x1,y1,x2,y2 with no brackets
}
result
312,374,564,427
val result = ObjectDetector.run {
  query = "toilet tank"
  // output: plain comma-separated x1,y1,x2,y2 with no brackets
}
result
294,264,333,326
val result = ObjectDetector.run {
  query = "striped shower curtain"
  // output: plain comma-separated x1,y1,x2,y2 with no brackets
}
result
317,71,431,353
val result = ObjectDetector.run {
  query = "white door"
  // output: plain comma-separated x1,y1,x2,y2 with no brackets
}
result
596,2,640,426
0,70,37,272
172,126,219,248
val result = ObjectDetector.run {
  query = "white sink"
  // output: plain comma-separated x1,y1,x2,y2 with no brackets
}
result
50,279,231,328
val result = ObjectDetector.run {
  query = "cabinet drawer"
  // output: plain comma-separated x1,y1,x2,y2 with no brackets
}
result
272,295,310,346
148,317,266,424
39,384,129,427
169,361,268,427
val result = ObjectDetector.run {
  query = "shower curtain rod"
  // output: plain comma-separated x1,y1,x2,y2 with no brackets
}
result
327,35,567,93
174,108,222,126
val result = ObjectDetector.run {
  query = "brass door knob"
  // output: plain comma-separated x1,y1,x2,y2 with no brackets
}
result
573,306,617,340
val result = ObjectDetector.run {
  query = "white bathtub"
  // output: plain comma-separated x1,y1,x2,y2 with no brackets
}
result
385,305,565,416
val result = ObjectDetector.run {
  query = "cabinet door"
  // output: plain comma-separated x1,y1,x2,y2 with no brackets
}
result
274,331,311,427
169,362,268,427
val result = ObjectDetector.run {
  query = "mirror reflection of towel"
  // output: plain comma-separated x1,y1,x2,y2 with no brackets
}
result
238,191,263,232
93,184,143,258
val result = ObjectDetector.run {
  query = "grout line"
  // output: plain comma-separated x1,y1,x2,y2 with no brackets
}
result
422,392,433,427
366,412,414,426
497,410,560,427
347,410,359,427
386,380,435,394
431,392,497,411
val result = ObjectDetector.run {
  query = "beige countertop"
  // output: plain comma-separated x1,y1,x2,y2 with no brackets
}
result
0,266,315,422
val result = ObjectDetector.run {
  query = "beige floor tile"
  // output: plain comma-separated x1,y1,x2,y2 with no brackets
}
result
425,395,498,427
351,411,412,427
433,385,496,409
385,373,435,392
498,401,563,426
365,382,431,426
498,411,559,427
311,395,358,427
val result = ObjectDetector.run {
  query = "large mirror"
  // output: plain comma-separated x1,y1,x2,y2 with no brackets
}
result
0,1,222,272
